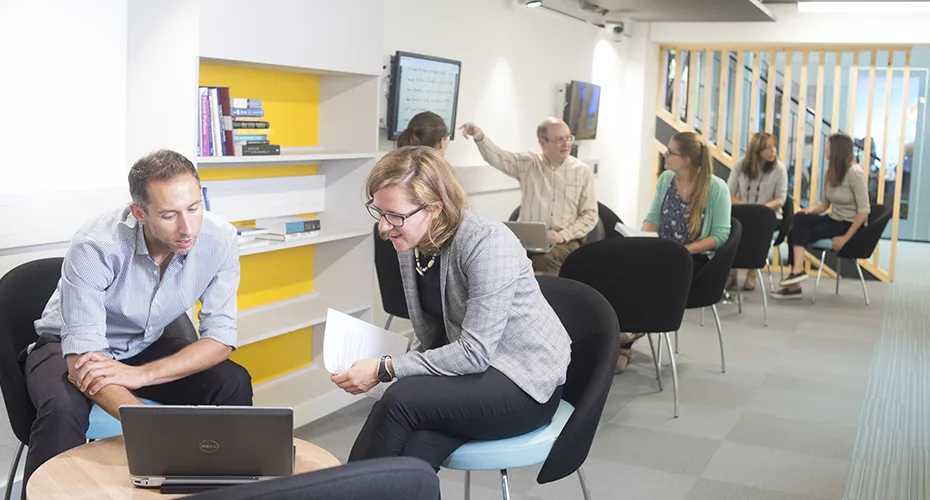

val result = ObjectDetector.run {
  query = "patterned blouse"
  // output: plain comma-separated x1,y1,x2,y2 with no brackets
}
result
658,180,694,245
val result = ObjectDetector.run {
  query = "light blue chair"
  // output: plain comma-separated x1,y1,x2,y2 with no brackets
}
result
441,277,621,500
86,398,160,440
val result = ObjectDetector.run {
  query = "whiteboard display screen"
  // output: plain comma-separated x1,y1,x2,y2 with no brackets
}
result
387,52,462,140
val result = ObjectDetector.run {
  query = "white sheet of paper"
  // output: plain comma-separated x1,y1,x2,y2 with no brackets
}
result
615,222,658,238
323,308,410,400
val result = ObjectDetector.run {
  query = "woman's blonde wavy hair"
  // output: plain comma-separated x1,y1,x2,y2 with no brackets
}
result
364,146,467,255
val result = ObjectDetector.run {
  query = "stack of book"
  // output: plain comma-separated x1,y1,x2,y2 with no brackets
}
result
253,217,321,242
231,98,280,156
197,87,281,157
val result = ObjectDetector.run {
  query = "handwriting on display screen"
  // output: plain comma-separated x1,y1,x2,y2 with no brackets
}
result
386,51,462,141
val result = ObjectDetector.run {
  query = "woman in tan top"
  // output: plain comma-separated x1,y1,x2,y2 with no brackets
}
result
772,133,870,299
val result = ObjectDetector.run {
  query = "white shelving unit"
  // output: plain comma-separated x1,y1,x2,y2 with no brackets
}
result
196,0,384,428
198,149,379,166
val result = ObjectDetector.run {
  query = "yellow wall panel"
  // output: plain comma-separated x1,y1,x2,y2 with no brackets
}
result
199,164,318,181
199,62,319,147
230,327,312,384
239,245,314,310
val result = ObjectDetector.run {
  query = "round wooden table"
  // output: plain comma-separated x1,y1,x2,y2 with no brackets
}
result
27,437,341,499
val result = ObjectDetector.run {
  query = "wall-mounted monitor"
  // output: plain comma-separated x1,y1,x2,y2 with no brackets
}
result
386,51,462,141
563,80,601,141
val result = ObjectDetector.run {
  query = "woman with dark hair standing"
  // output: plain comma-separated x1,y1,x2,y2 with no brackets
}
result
397,111,449,154
772,133,870,299
727,131,788,291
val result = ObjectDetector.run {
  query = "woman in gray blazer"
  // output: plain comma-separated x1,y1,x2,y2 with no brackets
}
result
727,131,788,291
331,146,571,470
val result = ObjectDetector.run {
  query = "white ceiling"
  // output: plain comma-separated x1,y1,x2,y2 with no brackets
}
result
537,0,777,23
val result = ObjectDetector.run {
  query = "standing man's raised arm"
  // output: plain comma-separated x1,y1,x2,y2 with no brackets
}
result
461,122,533,180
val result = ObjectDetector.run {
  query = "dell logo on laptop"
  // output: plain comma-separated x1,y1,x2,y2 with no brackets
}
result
199,440,220,453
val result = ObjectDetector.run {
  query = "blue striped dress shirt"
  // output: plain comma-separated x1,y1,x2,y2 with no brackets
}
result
34,206,240,359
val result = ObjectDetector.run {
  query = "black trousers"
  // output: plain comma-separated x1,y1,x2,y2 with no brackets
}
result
787,213,852,265
348,367,562,471
22,332,253,493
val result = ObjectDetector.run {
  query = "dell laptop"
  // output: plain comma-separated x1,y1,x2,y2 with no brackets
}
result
120,405,294,493
504,221,554,253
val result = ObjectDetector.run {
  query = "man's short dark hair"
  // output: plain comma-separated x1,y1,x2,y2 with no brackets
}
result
128,149,200,208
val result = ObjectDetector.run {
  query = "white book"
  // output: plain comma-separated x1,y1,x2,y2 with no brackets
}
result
323,309,410,400
615,222,658,238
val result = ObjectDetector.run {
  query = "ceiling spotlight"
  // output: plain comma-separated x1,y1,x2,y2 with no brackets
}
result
526,0,543,7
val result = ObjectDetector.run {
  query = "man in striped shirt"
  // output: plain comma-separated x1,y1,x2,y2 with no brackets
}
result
23,150,252,490
461,118,598,273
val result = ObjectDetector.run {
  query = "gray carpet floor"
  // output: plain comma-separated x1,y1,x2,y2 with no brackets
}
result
297,262,893,500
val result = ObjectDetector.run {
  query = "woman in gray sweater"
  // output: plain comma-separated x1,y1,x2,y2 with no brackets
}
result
728,132,788,290
772,133,870,299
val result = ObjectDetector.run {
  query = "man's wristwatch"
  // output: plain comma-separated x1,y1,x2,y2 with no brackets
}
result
377,355,393,383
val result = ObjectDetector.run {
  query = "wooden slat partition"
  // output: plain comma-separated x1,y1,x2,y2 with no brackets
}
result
687,51,698,126
672,50,682,123
749,51,761,133
659,49,670,113
792,51,809,203
655,44,914,283
779,51,793,162
703,49,713,139
831,54,842,133
732,51,745,157
863,50,877,179
716,52,729,149
765,50,776,133
809,52,826,208
848,52,859,134
891,50,912,280
878,54,895,205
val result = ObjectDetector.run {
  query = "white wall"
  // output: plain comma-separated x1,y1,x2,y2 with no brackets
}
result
380,0,647,224
127,0,200,163
650,4,930,44
0,0,128,195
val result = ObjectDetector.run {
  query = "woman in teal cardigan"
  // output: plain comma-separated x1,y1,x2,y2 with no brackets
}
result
645,132,732,265
616,131,731,373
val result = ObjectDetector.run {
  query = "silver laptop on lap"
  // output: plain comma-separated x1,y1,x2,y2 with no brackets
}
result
120,406,294,491
504,221,554,253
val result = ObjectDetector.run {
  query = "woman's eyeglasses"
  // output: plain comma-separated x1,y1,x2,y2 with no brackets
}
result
366,199,426,228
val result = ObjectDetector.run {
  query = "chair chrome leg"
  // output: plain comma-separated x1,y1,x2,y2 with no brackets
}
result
647,334,663,392
500,469,512,500
662,332,680,418
656,333,663,369
674,330,679,354
736,284,742,314
577,467,593,500
712,305,726,374
856,261,871,306
767,258,775,292
700,307,705,327
384,314,394,330
835,258,842,295
4,443,23,500
757,269,768,327
464,470,471,500
813,250,826,304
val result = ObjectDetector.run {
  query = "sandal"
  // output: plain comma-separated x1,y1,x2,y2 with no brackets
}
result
616,349,636,374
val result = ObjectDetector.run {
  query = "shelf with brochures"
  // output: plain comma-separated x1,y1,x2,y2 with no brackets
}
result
198,148,379,166
238,228,369,256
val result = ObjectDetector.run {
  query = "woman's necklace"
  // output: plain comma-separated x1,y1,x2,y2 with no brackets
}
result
414,247,436,276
